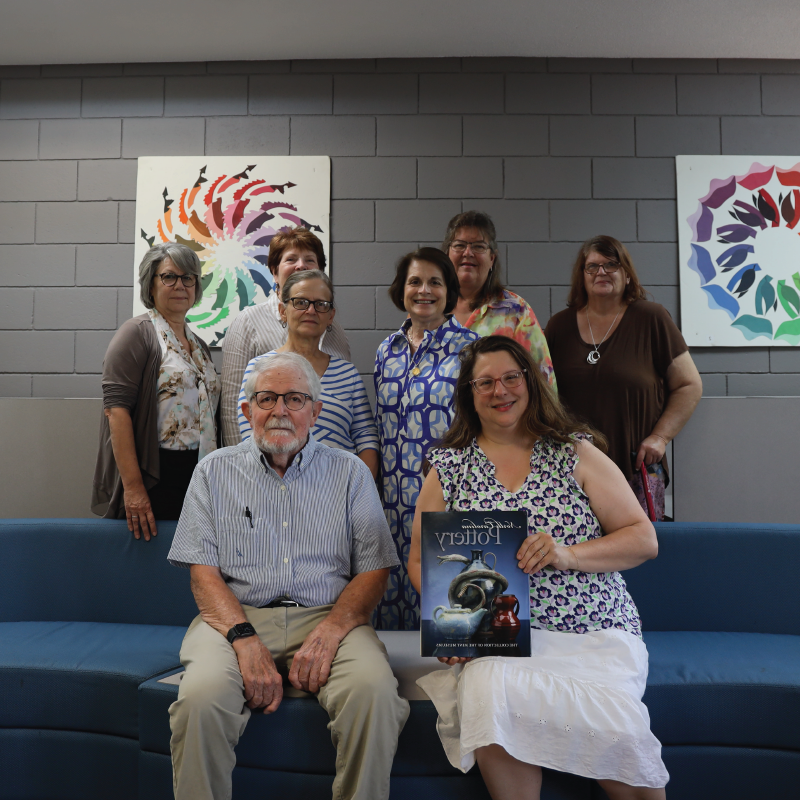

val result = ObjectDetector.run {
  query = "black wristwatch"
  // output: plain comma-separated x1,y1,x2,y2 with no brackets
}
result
226,622,257,644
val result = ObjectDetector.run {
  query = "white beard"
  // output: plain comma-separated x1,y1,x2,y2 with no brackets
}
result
253,418,304,455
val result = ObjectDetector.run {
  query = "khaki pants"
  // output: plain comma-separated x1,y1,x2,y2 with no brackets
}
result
169,605,409,800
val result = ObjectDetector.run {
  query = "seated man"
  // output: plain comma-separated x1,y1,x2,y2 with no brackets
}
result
167,351,408,800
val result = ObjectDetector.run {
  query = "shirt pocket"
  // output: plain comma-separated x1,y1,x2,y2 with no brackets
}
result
217,517,272,573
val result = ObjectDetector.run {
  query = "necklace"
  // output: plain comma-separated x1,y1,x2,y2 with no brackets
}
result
586,308,621,364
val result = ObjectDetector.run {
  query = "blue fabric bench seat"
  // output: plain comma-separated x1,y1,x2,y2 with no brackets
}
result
643,630,800,749
0,621,184,738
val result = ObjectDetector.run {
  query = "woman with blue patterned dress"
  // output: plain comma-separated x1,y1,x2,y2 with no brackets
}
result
374,248,479,630
409,336,668,799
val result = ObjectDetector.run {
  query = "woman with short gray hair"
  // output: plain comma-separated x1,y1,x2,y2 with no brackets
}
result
91,242,220,539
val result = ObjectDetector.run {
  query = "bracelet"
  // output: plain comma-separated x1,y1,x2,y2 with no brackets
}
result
569,546,580,571
652,433,669,445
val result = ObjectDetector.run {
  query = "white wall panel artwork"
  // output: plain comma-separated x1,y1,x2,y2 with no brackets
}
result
133,156,330,345
678,155,800,347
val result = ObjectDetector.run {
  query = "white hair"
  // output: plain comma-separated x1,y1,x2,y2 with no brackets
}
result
243,352,322,403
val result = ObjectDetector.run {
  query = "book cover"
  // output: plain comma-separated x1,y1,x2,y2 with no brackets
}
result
420,511,531,658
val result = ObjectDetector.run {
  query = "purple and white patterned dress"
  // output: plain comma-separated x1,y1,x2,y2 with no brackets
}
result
417,436,668,789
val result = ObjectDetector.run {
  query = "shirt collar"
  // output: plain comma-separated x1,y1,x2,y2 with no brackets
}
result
389,315,461,348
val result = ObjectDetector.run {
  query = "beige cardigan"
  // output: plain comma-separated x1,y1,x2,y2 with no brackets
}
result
90,314,214,519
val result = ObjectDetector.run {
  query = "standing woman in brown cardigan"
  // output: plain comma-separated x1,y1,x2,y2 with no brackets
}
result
92,243,220,539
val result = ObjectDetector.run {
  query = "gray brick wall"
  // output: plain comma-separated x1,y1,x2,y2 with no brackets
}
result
1,57,799,398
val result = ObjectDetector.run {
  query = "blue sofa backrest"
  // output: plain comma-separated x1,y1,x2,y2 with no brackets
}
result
1,518,198,627
627,522,800,635
3,519,799,634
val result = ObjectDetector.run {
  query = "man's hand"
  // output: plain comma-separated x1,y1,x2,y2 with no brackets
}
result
288,621,344,693
232,636,283,714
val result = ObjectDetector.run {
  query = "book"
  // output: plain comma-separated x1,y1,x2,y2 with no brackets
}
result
420,511,531,658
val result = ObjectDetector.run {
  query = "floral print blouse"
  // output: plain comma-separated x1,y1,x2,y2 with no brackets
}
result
464,290,557,389
149,308,220,459
427,436,642,637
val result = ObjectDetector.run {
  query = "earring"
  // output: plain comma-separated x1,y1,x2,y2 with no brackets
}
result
326,324,333,333
280,320,287,329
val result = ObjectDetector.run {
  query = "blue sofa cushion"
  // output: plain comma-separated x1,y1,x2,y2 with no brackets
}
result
643,630,800,748
0,519,198,628
0,621,185,738
630,523,800,635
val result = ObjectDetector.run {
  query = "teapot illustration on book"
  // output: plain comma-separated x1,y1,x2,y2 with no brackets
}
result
433,585,488,640
437,550,509,633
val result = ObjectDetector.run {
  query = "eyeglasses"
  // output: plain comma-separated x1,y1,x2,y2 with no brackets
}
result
584,261,621,275
252,391,312,411
158,272,197,287
288,297,333,313
470,369,527,394
450,241,491,256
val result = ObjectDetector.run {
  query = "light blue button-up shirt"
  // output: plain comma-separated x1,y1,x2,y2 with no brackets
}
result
168,434,399,608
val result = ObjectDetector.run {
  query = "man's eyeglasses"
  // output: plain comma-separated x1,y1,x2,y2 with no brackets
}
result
252,391,312,411
450,241,491,256
584,261,621,275
287,297,334,313
158,272,197,287
470,370,527,394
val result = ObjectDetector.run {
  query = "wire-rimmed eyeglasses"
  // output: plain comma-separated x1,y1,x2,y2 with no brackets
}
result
470,369,527,394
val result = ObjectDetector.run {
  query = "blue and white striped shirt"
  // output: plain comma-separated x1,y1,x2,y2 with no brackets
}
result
168,434,399,608
237,352,379,454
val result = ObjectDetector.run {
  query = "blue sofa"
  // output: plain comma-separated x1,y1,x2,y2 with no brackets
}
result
1,518,798,800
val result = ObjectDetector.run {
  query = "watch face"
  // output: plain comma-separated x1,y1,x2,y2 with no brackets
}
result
228,622,257,643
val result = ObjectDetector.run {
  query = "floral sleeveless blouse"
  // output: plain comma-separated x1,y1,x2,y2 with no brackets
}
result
427,436,642,637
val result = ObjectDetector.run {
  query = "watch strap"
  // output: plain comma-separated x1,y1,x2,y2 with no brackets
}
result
226,622,257,644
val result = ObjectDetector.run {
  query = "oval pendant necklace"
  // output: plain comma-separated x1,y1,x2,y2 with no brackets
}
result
586,308,621,365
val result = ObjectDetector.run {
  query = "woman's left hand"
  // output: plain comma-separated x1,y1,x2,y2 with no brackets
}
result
517,530,572,574
635,435,667,469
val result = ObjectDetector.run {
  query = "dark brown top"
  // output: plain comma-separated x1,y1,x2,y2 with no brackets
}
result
544,300,688,482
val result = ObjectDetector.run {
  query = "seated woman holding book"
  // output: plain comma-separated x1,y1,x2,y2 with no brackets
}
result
409,335,669,800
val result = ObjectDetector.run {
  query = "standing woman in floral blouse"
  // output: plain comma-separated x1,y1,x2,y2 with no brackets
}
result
443,210,556,389
374,247,479,630
409,336,668,799
92,243,220,540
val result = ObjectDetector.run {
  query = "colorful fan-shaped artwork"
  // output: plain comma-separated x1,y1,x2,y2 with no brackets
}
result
133,157,330,345
678,156,800,346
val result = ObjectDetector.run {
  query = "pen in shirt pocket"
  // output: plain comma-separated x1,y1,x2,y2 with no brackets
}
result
245,506,253,528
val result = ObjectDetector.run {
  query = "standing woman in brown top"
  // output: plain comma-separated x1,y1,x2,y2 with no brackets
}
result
544,236,702,520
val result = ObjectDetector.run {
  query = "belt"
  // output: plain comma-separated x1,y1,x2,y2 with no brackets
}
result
262,596,305,608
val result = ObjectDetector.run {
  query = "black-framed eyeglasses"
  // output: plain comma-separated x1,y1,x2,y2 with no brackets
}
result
450,240,491,255
288,297,334,313
584,261,621,275
470,369,527,394
252,391,312,411
158,272,197,287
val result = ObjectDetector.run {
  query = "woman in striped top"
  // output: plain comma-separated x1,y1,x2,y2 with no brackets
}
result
237,270,379,478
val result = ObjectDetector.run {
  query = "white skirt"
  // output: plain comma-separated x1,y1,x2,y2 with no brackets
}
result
416,627,669,789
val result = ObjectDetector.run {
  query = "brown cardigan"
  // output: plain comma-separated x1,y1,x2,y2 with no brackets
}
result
90,314,214,519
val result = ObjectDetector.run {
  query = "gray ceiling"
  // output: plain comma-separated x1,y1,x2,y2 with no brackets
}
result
3,0,800,65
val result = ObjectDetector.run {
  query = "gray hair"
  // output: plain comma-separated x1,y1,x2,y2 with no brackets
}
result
138,242,204,310
280,269,334,306
243,352,322,404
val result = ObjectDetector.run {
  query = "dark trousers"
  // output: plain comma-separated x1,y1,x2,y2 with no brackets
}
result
148,448,199,520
